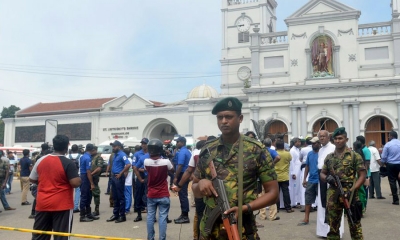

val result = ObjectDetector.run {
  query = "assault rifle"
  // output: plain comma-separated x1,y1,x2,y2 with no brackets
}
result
330,167,354,225
204,158,240,240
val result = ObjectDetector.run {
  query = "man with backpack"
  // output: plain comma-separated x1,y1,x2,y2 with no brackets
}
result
69,144,81,213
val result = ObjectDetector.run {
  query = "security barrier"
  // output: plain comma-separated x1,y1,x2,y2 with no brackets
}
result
0,226,143,240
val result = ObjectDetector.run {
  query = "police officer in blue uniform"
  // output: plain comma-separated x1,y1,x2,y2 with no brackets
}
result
80,144,99,222
106,140,131,223
133,150,149,222
132,138,148,215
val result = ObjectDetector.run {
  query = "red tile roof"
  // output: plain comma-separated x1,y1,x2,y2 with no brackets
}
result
149,100,165,107
17,97,116,117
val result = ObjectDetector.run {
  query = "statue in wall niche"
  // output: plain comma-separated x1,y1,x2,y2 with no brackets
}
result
311,35,334,78
251,119,266,140
267,17,273,33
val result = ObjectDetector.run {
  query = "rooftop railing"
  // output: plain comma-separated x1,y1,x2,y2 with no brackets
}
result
260,31,288,45
228,0,259,5
358,21,392,37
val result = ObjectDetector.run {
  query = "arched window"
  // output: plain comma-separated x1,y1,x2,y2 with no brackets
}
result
264,120,289,143
365,116,393,148
312,118,338,136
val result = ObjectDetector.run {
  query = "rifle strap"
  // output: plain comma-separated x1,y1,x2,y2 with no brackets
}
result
238,134,244,239
349,151,357,203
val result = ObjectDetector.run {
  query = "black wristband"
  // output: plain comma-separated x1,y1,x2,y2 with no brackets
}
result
246,203,252,213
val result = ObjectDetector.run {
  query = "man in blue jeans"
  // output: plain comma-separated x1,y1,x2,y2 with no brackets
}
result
173,136,192,224
0,150,16,211
144,139,174,240
5,151,16,194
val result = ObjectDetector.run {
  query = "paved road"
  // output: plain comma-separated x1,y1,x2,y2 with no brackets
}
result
0,177,399,239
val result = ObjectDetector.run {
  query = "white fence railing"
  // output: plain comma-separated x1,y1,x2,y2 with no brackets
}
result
260,31,288,45
228,0,259,5
358,22,392,36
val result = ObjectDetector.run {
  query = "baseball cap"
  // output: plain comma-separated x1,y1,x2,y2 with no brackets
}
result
86,143,95,151
110,140,123,147
310,137,320,143
176,136,187,143
140,138,149,144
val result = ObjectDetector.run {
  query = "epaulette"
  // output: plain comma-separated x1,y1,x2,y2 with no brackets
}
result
199,138,219,158
243,135,263,148
204,137,219,145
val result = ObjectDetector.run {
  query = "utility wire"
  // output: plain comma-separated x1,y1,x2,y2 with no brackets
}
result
0,67,233,79
0,62,231,75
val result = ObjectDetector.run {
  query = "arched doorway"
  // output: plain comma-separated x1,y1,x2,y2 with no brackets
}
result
312,118,338,136
143,118,178,141
264,120,288,143
365,116,393,149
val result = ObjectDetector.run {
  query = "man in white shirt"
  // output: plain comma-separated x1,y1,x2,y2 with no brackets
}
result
289,138,302,207
299,137,313,208
124,149,133,214
69,144,81,213
316,130,344,238
369,140,385,199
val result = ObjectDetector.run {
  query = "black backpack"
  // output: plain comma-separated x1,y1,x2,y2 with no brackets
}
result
69,153,81,170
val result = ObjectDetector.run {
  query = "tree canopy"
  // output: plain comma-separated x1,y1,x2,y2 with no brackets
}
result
1,105,21,119
0,105,21,144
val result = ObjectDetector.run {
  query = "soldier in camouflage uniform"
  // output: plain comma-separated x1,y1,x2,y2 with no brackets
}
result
91,146,104,216
0,150,16,211
192,97,278,240
320,127,366,240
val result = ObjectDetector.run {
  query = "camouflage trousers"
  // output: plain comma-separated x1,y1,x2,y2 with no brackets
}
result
92,176,101,206
326,188,363,240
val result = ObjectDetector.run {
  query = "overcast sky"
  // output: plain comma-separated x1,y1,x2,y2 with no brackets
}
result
0,0,392,110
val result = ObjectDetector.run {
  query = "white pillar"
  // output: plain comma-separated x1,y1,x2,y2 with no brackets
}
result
341,103,350,132
3,118,15,146
290,106,298,138
262,4,267,33
251,106,260,122
250,30,261,86
352,102,360,140
396,100,400,132
300,105,307,137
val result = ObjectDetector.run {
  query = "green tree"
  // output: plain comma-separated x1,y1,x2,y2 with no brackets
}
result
1,105,20,118
0,105,21,144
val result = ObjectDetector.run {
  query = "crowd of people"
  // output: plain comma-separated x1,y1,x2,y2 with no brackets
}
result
1,96,400,240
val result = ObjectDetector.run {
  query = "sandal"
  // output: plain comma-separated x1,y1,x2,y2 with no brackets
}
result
286,209,295,213
297,221,309,226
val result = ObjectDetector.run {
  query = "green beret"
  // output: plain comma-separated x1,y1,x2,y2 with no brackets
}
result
332,127,347,138
211,97,242,115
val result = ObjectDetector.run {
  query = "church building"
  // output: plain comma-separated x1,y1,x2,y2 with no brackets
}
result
4,0,400,149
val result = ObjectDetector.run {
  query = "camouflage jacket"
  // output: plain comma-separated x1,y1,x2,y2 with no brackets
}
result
0,157,9,181
91,154,104,175
322,147,365,183
194,135,276,239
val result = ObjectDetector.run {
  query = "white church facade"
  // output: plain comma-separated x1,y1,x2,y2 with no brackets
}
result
4,0,400,148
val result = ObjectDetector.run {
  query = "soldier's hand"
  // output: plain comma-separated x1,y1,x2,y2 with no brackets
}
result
198,179,218,197
90,184,95,191
325,175,336,186
224,206,239,220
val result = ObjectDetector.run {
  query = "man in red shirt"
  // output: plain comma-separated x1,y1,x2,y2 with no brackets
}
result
29,135,81,240
144,139,174,240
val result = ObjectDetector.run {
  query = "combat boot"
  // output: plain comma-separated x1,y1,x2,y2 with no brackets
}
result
92,205,100,216
87,207,100,220
80,208,93,222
